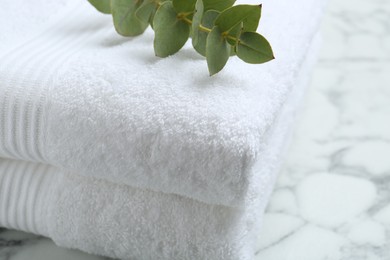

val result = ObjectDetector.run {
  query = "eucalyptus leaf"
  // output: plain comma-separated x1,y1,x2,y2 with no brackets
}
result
206,26,230,75
135,1,157,23
215,4,261,33
88,0,111,14
203,0,235,11
154,2,190,57
230,45,236,56
192,0,204,52
191,0,204,31
236,31,274,64
149,0,171,28
88,0,274,76
193,10,219,56
225,22,242,45
112,0,149,36
173,0,197,13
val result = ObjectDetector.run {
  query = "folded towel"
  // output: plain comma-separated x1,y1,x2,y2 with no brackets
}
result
0,0,326,207
0,32,320,259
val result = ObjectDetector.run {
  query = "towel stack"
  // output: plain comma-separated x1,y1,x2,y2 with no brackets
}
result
0,0,326,259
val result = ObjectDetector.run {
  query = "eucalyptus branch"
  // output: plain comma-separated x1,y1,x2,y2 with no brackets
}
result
88,0,274,76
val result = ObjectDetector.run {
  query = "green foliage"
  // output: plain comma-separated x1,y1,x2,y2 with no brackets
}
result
172,0,197,13
153,2,190,57
88,0,274,76
236,31,274,64
202,0,235,11
206,26,230,75
135,1,157,24
111,0,149,36
214,5,261,32
88,0,111,14
192,9,220,56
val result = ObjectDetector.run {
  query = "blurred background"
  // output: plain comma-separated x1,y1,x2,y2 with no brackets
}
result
1,0,389,259
257,0,390,259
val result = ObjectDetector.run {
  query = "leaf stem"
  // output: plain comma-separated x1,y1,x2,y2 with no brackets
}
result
180,15,238,42
223,32,239,42
180,16,193,25
198,24,211,33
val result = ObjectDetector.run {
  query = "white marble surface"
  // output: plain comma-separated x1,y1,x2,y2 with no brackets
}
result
256,0,390,258
1,0,389,259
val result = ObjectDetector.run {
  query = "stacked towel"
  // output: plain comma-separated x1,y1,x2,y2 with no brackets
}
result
0,0,326,259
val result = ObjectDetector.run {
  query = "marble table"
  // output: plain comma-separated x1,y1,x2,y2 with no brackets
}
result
1,0,389,258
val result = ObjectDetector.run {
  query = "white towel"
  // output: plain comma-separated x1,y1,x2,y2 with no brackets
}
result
0,32,320,259
0,0,326,207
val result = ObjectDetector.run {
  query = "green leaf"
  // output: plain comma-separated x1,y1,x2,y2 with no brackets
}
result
111,0,149,36
206,26,230,75
154,2,190,57
203,0,235,11
193,10,219,56
191,0,204,50
225,22,242,45
230,45,236,56
191,0,204,31
173,0,197,13
135,1,157,23
88,0,111,14
236,32,274,64
215,4,261,33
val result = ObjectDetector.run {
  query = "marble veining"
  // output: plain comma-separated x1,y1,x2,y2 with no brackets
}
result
256,0,390,258
1,0,389,259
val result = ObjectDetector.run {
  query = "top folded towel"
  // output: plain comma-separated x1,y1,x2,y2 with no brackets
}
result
0,0,325,206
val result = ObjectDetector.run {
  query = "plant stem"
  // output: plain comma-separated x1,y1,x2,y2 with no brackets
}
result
181,15,238,43
198,24,212,33
180,16,194,26
181,16,210,33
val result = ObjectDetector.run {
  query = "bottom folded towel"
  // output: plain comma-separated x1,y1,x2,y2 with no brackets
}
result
0,36,320,260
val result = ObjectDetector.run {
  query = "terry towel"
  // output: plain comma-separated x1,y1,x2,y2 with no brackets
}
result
0,0,325,258
0,30,321,259
0,0,326,207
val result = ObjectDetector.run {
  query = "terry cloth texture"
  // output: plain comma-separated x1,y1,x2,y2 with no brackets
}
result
0,32,321,259
0,0,326,206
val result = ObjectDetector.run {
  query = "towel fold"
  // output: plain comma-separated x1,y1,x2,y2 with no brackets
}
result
0,31,320,258
0,0,325,257
0,0,326,206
